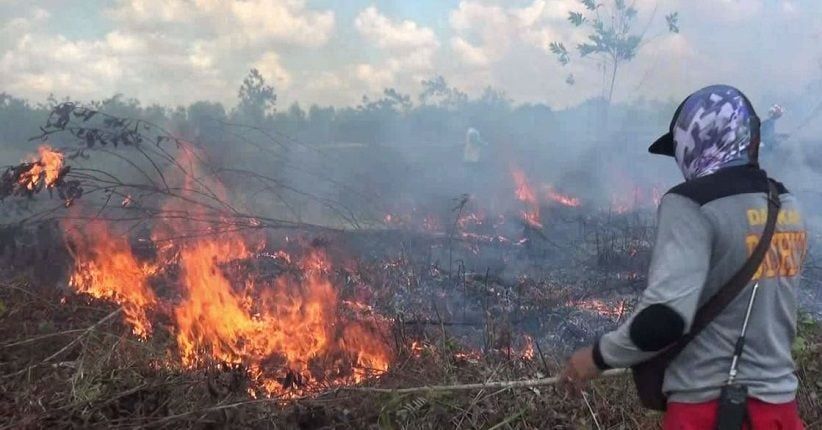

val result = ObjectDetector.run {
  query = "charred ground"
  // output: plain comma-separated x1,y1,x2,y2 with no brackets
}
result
0,101,820,429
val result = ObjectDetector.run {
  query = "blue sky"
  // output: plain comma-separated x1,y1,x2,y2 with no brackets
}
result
0,0,819,111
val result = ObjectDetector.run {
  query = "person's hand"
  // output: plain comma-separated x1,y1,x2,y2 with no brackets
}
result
558,346,602,396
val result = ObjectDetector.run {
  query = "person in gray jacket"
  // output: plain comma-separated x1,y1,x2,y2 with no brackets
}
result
560,85,807,429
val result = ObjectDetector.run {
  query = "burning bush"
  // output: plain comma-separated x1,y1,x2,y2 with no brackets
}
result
59,143,393,397
1,144,80,204
18,145,65,191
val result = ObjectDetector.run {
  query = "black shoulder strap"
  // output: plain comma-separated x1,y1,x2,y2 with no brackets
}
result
681,179,781,344
630,180,781,411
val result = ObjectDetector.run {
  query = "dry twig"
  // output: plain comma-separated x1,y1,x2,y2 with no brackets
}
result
344,368,628,394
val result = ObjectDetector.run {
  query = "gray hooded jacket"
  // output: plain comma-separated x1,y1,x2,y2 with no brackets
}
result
593,165,807,403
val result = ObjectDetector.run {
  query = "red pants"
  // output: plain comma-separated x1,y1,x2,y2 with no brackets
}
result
664,398,804,429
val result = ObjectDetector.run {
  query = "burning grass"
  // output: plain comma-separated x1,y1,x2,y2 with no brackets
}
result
65,220,158,339
1,205,818,429
1,276,820,429
2,104,820,429
46,141,396,399
62,223,393,399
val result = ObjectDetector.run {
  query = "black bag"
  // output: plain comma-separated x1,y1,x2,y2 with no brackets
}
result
631,180,781,411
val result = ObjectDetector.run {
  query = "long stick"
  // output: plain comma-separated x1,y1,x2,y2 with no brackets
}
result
344,368,628,394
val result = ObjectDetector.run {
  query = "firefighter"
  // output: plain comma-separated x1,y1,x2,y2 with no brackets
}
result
559,85,807,429
462,126,492,207
463,127,487,165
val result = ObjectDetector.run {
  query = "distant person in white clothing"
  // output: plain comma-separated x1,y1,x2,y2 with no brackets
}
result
463,127,487,165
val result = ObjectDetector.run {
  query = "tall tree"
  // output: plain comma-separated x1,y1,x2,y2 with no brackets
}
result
418,75,468,108
235,69,277,125
360,88,412,113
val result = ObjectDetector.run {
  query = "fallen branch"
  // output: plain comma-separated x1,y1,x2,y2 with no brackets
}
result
343,368,629,394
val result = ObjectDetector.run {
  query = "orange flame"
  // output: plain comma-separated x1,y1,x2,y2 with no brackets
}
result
521,335,535,360
453,350,482,363
544,186,581,208
65,220,157,338
174,237,252,366
18,144,64,190
511,167,542,229
174,244,391,395
409,340,425,358
569,298,627,319
64,144,392,396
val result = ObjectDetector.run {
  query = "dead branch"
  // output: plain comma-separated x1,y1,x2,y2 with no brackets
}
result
343,368,628,394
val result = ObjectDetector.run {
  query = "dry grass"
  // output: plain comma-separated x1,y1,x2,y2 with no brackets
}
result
1,277,820,430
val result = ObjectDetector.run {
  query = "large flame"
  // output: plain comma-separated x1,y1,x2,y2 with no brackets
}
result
65,220,157,339
173,242,391,394
18,144,64,190
63,144,392,396
174,236,253,367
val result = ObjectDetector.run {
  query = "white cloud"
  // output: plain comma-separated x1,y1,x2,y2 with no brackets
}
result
0,0,821,110
0,7,49,51
1,34,118,97
104,31,149,55
450,37,489,66
449,0,580,63
446,1,576,70
620,33,704,101
0,24,231,105
353,6,439,94
254,51,292,89
440,0,815,108
355,6,438,51
0,0,337,107
443,0,594,105
106,0,194,27
448,1,510,64
188,40,217,70
688,0,765,23
230,0,335,48
107,0,335,48
781,1,799,14
355,64,394,92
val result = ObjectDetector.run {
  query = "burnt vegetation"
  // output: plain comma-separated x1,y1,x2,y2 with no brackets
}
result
1,71,821,429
